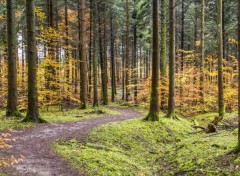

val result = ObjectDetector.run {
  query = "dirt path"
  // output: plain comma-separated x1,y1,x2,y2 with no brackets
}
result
3,107,142,176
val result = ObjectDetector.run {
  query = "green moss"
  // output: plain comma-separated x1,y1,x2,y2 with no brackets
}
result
54,116,192,175
54,112,240,175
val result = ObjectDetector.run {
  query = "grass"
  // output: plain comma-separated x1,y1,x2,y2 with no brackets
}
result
0,106,120,131
54,112,240,176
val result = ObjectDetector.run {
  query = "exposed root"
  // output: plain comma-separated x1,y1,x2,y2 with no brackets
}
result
144,112,159,121
164,113,179,120
192,115,224,133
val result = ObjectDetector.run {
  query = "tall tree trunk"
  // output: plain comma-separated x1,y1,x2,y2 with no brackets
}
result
65,0,70,105
110,11,116,102
78,0,88,109
93,1,98,107
97,2,108,105
6,0,22,117
103,4,108,105
199,0,205,104
167,0,176,118
24,0,41,122
217,0,225,117
125,0,130,102
121,34,125,100
132,1,137,104
237,0,240,151
160,0,167,110
89,0,93,95
145,0,159,121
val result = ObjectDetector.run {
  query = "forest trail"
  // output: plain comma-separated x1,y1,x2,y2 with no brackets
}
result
4,107,142,176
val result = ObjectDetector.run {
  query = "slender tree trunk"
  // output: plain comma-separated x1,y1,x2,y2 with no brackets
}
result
217,0,225,117
89,0,93,95
121,34,125,100
145,0,159,121
167,0,176,118
110,11,116,102
65,0,70,105
24,0,41,122
125,0,130,102
93,1,98,107
160,0,167,110
97,2,108,105
6,0,22,117
199,0,205,104
237,0,240,150
78,0,88,108
132,2,138,104
103,4,108,105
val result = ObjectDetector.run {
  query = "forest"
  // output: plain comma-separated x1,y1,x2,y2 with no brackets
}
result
1,0,240,175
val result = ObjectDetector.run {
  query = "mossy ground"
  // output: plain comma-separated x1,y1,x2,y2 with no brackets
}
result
0,106,120,131
54,112,240,176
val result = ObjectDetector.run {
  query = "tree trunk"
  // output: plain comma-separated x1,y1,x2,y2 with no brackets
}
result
199,0,205,105
217,0,225,117
132,1,138,104
167,0,176,118
110,11,116,102
145,0,159,121
160,0,167,110
6,0,22,117
78,0,88,109
24,0,41,122
238,0,240,150
125,0,130,102
65,0,70,106
97,2,108,105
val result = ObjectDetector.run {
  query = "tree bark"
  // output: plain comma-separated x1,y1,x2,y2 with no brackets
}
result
125,0,130,102
160,0,167,110
238,0,240,150
110,11,116,102
199,0,205,104
6,0,22,117
145,0,160,121
167,0,176,118
217,0,225,117
24,0,41,122
78,0,88,109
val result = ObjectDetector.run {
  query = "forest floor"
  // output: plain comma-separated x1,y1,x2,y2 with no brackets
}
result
54,110,240,176
1,105,240,176
1,107,142,176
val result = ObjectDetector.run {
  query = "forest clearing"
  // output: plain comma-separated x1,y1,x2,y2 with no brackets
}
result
1,0,240,175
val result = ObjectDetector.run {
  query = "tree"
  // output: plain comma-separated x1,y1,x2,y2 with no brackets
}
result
238,0,240,151
145,0,159,121
132,0,138,104
217,0,225,117
23,0,42,122
6,0,22,117
166,0,176,118
97,1,108,105
160,0,167,110
110,11,116,102
78,0,88,109
199,0,205,104
125,0,130,102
